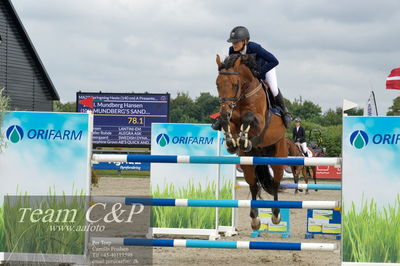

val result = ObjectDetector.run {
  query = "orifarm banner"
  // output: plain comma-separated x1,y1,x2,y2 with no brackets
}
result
151,123,235,232
342,116,400,264
0,112,91,263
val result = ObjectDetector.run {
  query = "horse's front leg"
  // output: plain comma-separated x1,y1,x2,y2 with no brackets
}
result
237,112,261,152
222,122,238,154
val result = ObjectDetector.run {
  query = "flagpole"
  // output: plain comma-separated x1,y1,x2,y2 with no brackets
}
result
371,91,378,115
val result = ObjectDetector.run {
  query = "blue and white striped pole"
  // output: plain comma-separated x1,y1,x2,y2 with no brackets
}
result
91,197,339,209
236,181,341,190
91,238,337,251
92,154,341,167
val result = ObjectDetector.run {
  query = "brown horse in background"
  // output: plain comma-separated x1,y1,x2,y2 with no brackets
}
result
286,138,318,194
216,54,287,229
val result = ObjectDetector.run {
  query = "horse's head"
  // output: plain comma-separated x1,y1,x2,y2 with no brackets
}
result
215,54,242,122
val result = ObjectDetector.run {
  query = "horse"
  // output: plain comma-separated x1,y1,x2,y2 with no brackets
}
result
215,54,287,229
286,137,320,194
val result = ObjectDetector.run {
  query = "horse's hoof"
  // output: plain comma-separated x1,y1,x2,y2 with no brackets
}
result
315,189,318,192
271,213,281,225
227,145,239,154
298,189,303,193
294,190,299,194
251,218,261,230
225,138,239,154
238,136,252,152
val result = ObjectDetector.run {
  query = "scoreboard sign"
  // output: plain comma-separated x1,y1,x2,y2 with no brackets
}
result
76,92,169,147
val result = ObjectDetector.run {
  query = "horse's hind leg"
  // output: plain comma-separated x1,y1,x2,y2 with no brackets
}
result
270,138,286,224
242,165,261,230
312,166,318,191
250,183,261,230
291,166,299,194
304,167,310,194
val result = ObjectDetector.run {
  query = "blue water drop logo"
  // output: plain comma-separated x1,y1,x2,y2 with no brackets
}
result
350,130,369,149
156,133,170,147
6,125,24,143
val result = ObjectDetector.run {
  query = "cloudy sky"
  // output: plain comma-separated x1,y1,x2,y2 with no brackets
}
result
11,0,400,113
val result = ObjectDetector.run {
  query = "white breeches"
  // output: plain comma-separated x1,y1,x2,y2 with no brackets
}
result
300,142,312,157
296,142,311,157
265,67,278,97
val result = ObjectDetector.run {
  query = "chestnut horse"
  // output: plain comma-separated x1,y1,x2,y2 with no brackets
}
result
216,54,287,229
286,137,318,194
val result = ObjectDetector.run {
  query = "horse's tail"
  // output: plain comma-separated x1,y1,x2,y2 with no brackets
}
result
255,164,275,196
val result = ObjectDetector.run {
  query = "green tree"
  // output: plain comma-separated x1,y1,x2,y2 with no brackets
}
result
288,97,322,121
346,107,363,116
317,107,342,126
169,92,199,123
387,96,400,116
0,88,10,152
53,101,76,112
194,93,219,123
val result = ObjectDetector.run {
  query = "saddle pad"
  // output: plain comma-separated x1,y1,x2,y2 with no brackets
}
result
270,107,282,116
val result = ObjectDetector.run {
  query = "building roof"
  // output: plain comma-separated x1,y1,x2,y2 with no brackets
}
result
4,0,59,100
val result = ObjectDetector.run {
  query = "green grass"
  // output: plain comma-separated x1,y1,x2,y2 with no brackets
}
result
152,181,233,228
93,169,150,178
343,195,400,263
0,205,4,252
1,190,86,255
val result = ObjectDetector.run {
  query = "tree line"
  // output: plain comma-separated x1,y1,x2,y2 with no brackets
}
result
51,93,400,157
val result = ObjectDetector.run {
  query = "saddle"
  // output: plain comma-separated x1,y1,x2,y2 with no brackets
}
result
261,81,281,116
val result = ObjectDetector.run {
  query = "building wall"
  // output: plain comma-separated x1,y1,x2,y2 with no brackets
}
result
0,0,54,111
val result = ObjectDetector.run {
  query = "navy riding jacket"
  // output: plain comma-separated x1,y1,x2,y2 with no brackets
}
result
229,41,279,80
293,126,306,143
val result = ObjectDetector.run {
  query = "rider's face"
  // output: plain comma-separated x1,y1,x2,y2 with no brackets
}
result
232,41,246,52
295,122,301,127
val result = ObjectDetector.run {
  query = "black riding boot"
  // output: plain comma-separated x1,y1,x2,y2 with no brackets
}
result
211,117,223,131
274,90,292,128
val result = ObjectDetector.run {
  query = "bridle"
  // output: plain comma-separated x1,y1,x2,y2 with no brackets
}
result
218,70,262,113
218,71,241,110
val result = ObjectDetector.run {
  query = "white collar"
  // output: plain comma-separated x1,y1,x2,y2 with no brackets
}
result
240,45,247,55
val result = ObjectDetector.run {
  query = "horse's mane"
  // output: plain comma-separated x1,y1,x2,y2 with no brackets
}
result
219,54,259,77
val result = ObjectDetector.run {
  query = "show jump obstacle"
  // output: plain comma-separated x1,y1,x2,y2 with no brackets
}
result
92,197,339,209
92,154,341,167
91,238,337,251
91,153,341,252
236,181,342,191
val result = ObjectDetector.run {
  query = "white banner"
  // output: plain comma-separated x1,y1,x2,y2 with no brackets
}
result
363,91,378,116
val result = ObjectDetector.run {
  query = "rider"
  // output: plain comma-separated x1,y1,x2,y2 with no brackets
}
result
212,26,292,130
292,117,311,157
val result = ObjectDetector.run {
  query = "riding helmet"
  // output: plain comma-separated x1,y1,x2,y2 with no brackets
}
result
227,26,250,43
294,117,302,122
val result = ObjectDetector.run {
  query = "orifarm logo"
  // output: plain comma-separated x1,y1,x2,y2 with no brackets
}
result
156,133,170,147
6,125,24,143
350,129,400,149
156,133,214,147
5,124,83,144
350,130,369,149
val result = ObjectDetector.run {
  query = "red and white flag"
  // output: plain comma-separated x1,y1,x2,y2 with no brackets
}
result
386,68,400,90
